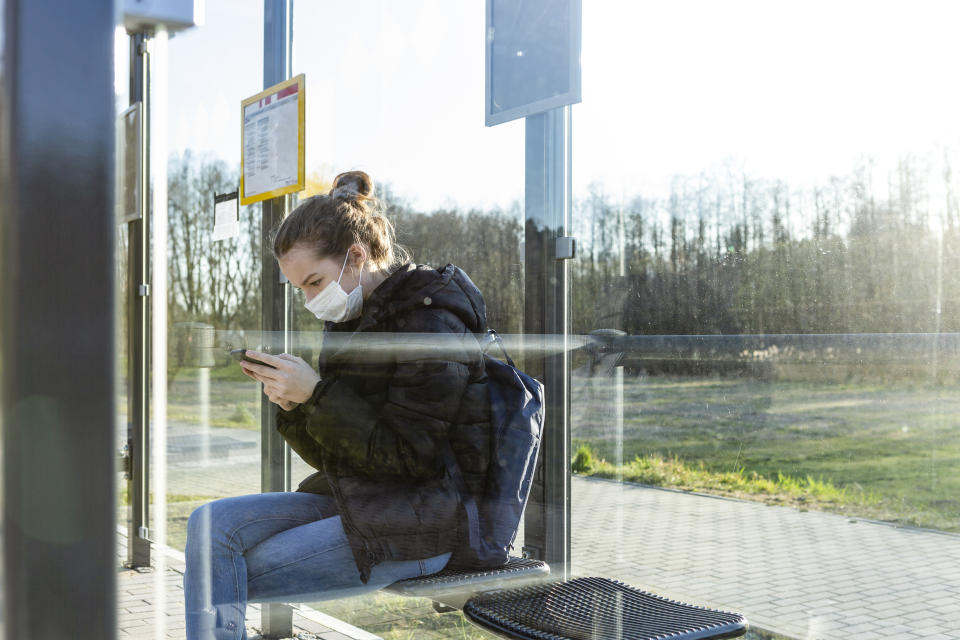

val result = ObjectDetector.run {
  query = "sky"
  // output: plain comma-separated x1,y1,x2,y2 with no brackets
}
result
117,0,960,213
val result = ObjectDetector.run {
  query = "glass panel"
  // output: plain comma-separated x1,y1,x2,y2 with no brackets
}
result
160,0,263,551
571,2,960,639
116,3,960,639
288,2,522,636
117,2,265,638
115,222,128,516
114,24,131,562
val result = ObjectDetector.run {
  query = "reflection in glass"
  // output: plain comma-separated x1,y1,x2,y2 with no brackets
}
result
570,3,960,637
117,3,267,638
158,0,265,554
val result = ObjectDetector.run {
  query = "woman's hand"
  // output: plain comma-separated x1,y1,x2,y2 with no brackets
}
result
240,351,322,409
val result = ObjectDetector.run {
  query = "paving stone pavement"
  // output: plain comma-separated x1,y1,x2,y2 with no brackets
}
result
131,424,960,639
116,526,381,640
119,424,378,639
571,477,960,640
155,424,318,497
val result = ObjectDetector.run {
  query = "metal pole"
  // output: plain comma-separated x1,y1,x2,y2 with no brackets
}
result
127,30,152,569
0,0,117,637
522,107,572,578
149,26,172,636
261,1,294,636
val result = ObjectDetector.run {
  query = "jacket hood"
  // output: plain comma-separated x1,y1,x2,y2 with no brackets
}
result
336,263,487,336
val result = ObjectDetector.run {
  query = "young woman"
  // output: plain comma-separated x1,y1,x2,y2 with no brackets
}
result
184,171,493,640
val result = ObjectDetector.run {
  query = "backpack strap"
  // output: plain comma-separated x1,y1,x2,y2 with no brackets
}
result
482,329,515,368
441,440,482,554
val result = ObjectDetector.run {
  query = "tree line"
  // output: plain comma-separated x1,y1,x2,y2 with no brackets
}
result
158,151,960,348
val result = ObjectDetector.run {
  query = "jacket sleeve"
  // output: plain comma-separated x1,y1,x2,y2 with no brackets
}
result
299,308,478,479
276,401,327,471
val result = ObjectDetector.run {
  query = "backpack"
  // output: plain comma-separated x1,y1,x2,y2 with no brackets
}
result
444,329,545,568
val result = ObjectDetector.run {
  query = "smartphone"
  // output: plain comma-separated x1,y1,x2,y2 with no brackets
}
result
230,348,277,369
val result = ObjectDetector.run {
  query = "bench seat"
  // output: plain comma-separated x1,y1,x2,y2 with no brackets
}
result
385,560,747,639
384,557,550,608
463,576,748,640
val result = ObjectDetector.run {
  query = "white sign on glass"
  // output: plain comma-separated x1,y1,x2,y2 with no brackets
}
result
240,74,305,205
212,191,240,241
117,103,142,223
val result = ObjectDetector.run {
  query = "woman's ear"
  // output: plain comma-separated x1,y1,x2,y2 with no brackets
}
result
349,243,368,269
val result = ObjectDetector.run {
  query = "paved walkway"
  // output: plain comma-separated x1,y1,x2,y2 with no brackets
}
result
117,526,381,640
571,478,960,639
122,423,960,639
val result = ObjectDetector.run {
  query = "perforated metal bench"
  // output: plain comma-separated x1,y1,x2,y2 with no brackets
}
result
385,556,551,611
385,559,748,640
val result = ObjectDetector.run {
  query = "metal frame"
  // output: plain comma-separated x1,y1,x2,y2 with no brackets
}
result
126,30,152,569
522,106,573,577
261,1,295,636
487,1,579,577
0,0,117,637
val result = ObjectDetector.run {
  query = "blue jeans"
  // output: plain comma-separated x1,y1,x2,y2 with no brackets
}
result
183,491,451,640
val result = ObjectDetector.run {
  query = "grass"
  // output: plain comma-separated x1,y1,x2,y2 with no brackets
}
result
149,365,960,530
165,365,263,431
117,491,212,552
572,449,881,512
306,592,500,640
571,371,960,531
118,487,211,506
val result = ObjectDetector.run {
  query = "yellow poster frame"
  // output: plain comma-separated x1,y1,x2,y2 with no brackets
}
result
240,73,305,205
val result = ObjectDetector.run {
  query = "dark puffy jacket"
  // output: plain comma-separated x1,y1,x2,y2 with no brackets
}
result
276,263,492,583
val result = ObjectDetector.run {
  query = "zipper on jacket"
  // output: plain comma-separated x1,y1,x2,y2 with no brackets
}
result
328,474,381,582
329,477,360,536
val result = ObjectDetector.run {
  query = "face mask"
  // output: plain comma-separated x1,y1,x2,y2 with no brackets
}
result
303,251,364,322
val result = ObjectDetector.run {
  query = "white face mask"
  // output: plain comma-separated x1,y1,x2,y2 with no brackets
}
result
303,251,364,322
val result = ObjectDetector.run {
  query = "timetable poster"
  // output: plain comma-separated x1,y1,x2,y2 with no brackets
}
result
240,74,305,204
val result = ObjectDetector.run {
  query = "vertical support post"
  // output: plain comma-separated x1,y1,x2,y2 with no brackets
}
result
261,0,294,636
261,190,291,500
127,30,152,568
0,0,117,637
522,107,572,578
149,27,172,634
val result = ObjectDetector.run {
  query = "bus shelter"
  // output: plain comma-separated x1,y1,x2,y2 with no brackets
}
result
3,1,960,639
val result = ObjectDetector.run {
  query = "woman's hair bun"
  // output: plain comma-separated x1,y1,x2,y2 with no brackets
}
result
329,170,374,201
274,167,409,268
